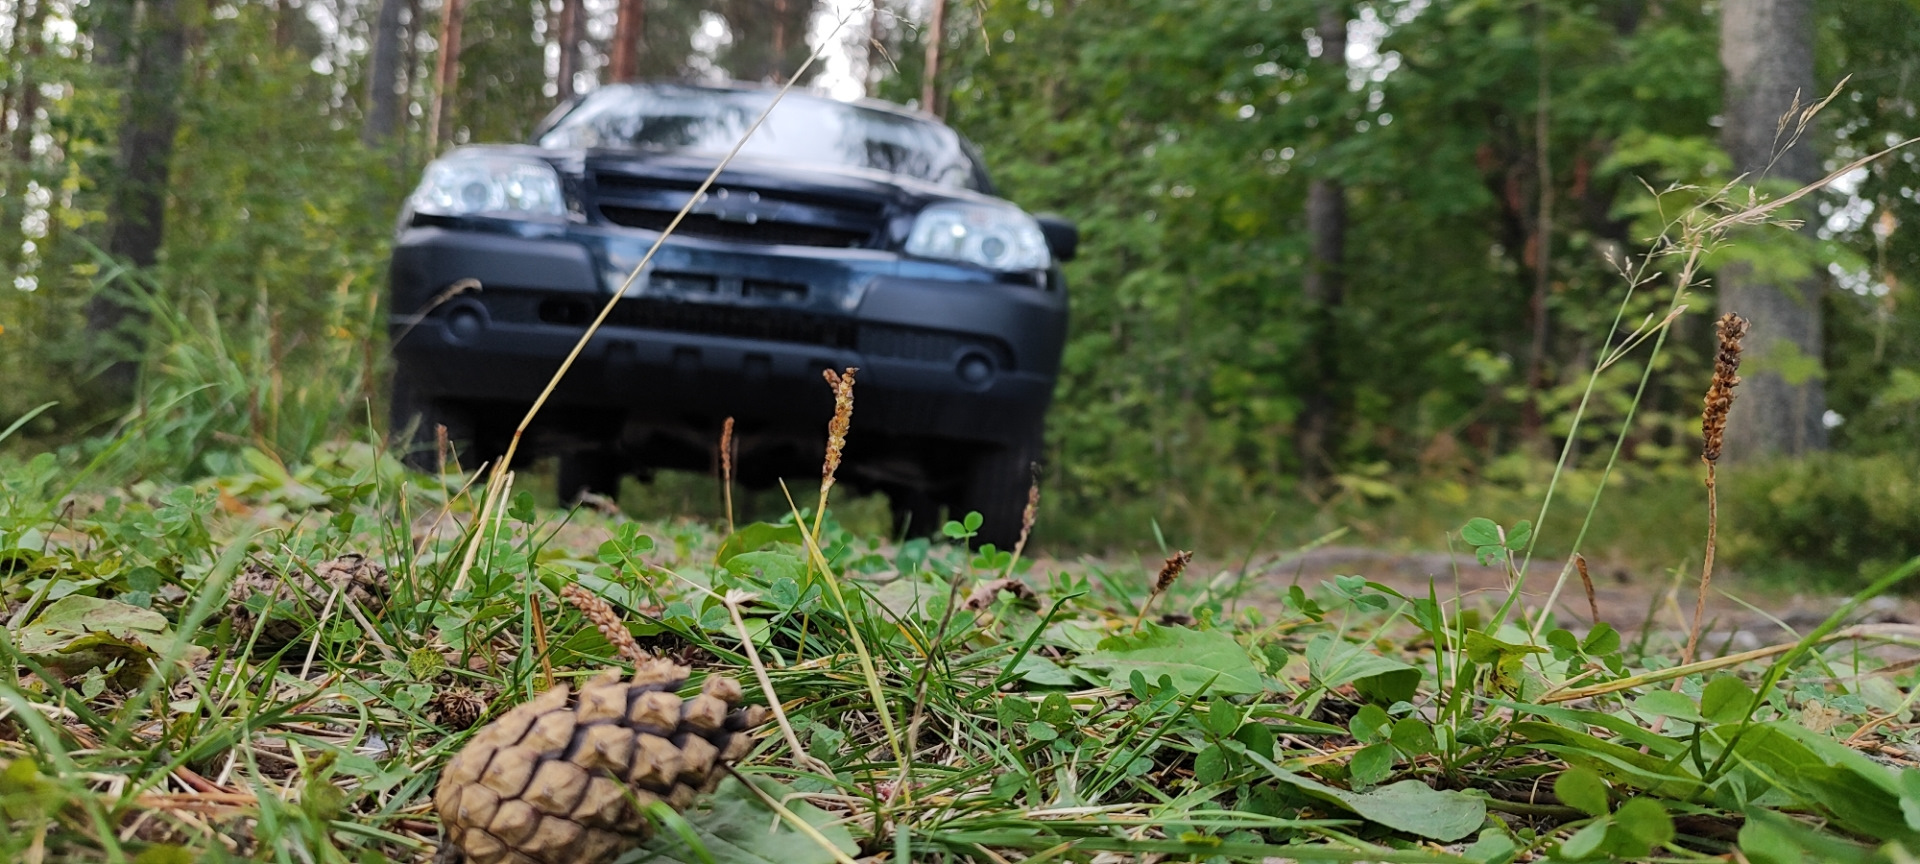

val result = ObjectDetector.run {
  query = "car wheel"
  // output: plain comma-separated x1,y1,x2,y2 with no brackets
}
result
391,373,487,473
558,448,624,507
957,432,1042,551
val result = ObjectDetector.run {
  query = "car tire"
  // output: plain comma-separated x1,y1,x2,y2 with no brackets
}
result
957,432,1042,551
392,373,488,473
558,448,624,507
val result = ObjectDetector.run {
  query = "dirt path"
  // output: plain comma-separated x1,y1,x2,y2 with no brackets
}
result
1048,545,1917,654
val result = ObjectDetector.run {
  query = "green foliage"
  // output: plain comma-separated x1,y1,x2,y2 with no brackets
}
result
1724,453,1920,584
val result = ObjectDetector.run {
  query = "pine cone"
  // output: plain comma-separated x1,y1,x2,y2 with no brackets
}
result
430,687,492,732
229,554,388,648
433,660,768,864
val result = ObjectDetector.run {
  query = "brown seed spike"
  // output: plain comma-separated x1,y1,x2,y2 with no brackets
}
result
1701,313,1748,464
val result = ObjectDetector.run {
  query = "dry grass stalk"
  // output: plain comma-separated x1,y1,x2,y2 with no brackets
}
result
720,416,737,536
562,582,652,666
719,589,832,778
1132,550,1193,633
1684,313,1748,666
1575,553,1600,626
813,367,857,538
1005,466,1040,577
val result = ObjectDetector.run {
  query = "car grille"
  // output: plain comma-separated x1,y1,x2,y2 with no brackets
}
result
598,208,873,248
592,172,884,249
517,291,1013,368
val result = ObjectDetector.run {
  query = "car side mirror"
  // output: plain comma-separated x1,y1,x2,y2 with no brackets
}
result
1036,214,1079,263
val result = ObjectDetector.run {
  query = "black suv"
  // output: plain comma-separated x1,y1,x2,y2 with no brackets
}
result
387,82,1074,546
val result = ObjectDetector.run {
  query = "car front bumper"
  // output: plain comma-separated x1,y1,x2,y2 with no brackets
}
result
387,224,1067,447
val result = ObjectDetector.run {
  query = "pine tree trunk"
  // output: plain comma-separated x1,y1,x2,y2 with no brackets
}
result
609,0,644,83
555,0,582,101
364,0,406,145
864,0,889,96
1718,0,1827,459
1297,2,1348,486
2,0,46,279
427,0,466,151
85,0,190,401
921,0,947,116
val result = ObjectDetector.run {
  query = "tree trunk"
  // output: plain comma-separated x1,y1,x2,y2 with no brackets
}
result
85,0,190,400
555,0,582,101
1718,0,1827,458
921,0,947,116
363,0,406,145
427,0,466,151
864,0,890,96
2,0,45,279
1297,2,1348,487
609,0,644,83
274,0,295,49
1519,0,1554,445
771,0,788,84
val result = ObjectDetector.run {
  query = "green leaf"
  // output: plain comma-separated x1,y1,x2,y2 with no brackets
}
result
637,776,858,864
1304,634,1420,704
1611,797,1674,855
508,490,536,523
1010,653,1077,687
725,550,805,585
1349,704,1389,743
1204,698,1241,738
1557,819,1610,860
714,523,804,566
1350,742,1394,788
1390,718,1437,756
1240,747,1484,842
1700,675,1755,724
1037,692,1074,726
1738,808,1877,864
1461,517,1502,547
18,594,204,683
1504,520,1532,551
1073,623,1264,695
1511,721,1705,799
1193,743,1229,785
1554,766,1611,817
1633,689,1704,723
1463,829,1517,864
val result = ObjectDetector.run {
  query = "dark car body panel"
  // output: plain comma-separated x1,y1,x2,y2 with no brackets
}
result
388,86,1067,511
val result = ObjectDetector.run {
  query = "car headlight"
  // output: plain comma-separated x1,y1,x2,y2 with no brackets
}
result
409,154,566,218
904,203,1050,271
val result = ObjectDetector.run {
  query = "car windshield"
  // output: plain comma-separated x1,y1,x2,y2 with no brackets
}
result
539,84,985,191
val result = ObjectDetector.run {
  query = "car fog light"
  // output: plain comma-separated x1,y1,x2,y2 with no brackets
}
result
957,351,995,386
